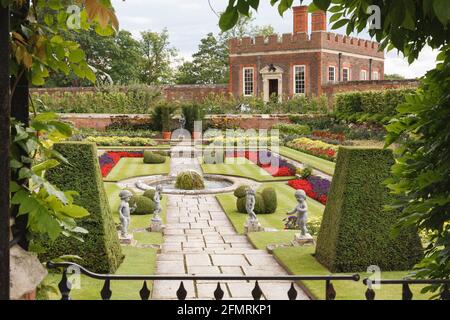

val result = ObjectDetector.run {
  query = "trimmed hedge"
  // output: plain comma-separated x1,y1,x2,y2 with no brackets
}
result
41,142,123,273
315,147,422,272
175,171,205,190
235,185,277,214
130,195,156,215
143,189,156,200
334,89,416,124
271,123,311,136
143,151,166,164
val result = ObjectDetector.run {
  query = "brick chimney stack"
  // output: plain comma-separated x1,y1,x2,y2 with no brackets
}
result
293,6,308,34
311,10,327,32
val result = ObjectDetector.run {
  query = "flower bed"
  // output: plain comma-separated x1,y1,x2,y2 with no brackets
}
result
312,130,345,142
227,150,296,177
87,136,156,146
99,151,143,177
288,175,331,205
286,137,338,161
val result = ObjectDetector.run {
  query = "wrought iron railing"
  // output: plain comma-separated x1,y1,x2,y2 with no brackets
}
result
363,278,450,300
47,262,360,300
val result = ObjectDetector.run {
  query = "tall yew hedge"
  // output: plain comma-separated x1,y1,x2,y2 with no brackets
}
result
315,147,422,272
41,142,123,273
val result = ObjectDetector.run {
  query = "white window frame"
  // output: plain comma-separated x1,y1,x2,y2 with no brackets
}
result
293,65,306,95
342,67,350,82
328,66,336,83
360,69,367,80
372,70,379,80
243,67,254,96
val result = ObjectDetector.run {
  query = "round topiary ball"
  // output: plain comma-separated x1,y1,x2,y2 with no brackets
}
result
236,193,266,214
143,151,166,164
130,195,156,215
175,170,205,190
234,185,250,198
143,189,156,200
261,187,277,214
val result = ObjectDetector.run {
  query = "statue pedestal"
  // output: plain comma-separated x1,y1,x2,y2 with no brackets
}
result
119,233,136,245
293,233,315,246
244,219,263,233
148,217,164,233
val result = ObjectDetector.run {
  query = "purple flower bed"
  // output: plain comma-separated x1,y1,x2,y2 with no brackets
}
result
307,175,331,196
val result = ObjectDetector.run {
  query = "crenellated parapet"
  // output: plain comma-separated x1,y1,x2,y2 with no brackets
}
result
229,31,384,59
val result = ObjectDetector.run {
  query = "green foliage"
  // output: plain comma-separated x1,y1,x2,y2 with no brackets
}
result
384,48,450,296
175,33,229,85
175,171,205,190
41,142,123,273
10,0,119,86
86,136,156,146
143,189,156,200
150,102,177,132
236,193,266,214
9,114,89,246
153,150,169,157
235,186,277,214
130,195,156,215
334,89,415,124
181,103,205,133
234,185,250,198
139,29,177,85
261,187,277,214
299,166,313,179
143,151,166,164
33,85,162,114
288,115,335,130
271,123,311,136
315,147,422,272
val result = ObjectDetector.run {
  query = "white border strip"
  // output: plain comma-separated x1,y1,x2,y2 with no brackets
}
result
230,48,384,62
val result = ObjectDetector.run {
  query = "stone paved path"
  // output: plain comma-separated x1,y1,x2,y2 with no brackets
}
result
151,143,308,300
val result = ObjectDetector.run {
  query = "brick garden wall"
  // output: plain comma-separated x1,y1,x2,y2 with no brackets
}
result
58,113,294,131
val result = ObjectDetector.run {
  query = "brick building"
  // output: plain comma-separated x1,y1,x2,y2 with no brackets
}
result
229,6,385,101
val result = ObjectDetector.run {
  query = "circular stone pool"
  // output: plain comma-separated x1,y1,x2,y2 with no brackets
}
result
117,174,256,195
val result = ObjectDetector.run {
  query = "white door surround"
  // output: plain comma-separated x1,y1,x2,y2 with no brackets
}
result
260,64,283,102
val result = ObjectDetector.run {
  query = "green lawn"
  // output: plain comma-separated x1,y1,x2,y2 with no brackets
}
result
201,157,294,182
247,233,431,300
275,146,335,176
104,157,170,182
216,182,324,233
42,246,160,300
104,182,168,228
39,181,166,300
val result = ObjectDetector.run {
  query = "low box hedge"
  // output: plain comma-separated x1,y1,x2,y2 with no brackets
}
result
41,142,123,273
315,147,423,272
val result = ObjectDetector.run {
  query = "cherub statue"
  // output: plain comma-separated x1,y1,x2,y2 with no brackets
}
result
118,190,136,238
153,185,163,219
245,188,257,222
287,189,309,236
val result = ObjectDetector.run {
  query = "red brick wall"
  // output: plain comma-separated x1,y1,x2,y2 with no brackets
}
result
31,84,228,102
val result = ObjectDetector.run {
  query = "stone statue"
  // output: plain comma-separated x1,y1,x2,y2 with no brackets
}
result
153,185,163,219
287,189,309,236
245,188,257,222
118,190,135,238
179,114,186,129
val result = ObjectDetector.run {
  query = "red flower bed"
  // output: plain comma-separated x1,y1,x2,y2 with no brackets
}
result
99,151,143,177
288,179,328,205
312,130,345,142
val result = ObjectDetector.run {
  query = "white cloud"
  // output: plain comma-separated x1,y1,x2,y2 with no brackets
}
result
112,0,437,78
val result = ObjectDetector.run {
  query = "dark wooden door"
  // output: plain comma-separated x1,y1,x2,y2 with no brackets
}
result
269,79,278,98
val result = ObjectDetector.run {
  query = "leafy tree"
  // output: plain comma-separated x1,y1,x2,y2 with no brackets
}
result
139,29,177,84
1,0,119,269
175,33,228,84
219,0,450,296
45,29,142,86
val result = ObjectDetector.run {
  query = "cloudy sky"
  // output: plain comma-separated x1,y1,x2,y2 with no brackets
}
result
111,0,437,78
